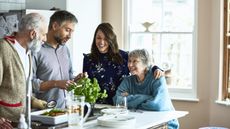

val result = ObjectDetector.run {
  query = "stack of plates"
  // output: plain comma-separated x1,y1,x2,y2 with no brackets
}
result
97,115,136,128
101,108,129,115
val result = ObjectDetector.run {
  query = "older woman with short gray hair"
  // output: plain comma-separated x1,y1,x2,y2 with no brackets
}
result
113,49,179,129
128,49,150,67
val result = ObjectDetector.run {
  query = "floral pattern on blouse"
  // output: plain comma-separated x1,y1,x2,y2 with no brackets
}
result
83,50,129,105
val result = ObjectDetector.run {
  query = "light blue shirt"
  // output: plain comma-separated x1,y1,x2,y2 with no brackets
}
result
113,67,179,129
32,43,74,109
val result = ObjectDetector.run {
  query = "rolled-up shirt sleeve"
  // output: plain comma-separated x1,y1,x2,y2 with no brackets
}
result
152,65,164,73
32,53,44,93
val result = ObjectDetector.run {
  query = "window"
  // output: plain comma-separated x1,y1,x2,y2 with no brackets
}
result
124,0,197,99
223,0,230,100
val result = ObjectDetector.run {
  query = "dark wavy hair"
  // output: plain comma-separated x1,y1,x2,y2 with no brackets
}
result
90,23,123,64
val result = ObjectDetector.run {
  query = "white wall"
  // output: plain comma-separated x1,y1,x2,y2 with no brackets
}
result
66,0,102,74
0,0,25,12
102,0,123,48
25,0,102,74
102,0,230,128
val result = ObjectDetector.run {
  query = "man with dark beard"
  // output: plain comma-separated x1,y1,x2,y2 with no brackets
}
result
32,10,79,109
0,13,47,129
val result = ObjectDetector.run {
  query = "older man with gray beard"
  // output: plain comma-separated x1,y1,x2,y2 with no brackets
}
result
0,13,47,129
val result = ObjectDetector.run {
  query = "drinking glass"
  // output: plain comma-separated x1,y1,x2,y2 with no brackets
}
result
116,96,127,109
115,96,128,115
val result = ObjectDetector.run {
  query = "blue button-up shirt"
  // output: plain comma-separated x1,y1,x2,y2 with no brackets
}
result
32,43,74,108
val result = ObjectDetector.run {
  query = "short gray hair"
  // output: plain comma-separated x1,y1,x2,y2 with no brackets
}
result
18,13,46,32
128,49,150,67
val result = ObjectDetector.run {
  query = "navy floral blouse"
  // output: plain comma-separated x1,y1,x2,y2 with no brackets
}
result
83,50,160,105
83,50,129,105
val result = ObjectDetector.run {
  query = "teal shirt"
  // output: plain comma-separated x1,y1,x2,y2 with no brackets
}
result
113,67,179,129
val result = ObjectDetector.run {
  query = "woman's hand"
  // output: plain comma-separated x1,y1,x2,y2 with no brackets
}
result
121,92,129,97
153,69,164,79
0,117,13,129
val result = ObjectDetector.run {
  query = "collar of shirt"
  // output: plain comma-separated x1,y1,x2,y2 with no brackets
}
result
4,35,16,44
43,42,64,49
14,40,29,55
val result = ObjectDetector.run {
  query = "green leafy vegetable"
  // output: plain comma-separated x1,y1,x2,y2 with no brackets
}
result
67,77,108,104
41,109,66,116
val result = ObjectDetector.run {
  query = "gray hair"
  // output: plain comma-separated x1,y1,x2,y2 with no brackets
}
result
128,49,150,67
18,13,46,32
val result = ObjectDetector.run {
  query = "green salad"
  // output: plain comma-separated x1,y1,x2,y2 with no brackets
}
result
41,109,66,117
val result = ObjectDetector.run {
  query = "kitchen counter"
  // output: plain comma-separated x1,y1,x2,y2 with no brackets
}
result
30,110,188,129
76,110,188,129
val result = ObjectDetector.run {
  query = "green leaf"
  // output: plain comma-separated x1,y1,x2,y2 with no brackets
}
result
66,77,107,103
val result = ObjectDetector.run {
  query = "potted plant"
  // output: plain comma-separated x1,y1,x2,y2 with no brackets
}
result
67,77,107,115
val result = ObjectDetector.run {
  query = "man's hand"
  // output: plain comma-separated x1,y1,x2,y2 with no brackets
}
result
74,72,88,82
153,69,164,79
55,80,74,90
0,117,13,129
31,97,47,109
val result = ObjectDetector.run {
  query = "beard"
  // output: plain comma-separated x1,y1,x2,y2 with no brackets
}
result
54,33,70,45
54,35,63,45
28,37,42,53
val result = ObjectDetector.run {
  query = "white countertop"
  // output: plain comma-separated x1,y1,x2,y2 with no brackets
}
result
65,110,188,129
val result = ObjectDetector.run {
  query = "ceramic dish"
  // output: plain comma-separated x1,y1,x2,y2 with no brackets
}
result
101,108,129,115
31,109,68,125
97,115,136,128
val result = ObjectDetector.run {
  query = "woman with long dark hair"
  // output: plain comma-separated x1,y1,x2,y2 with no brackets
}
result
83,23,162,105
